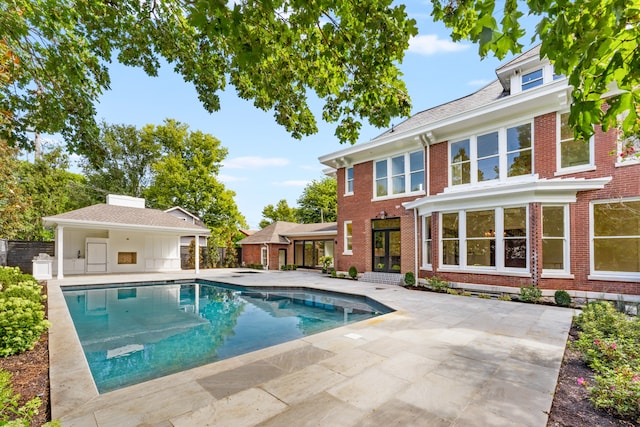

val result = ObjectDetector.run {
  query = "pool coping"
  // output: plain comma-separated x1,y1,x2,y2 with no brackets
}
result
49,269,575,426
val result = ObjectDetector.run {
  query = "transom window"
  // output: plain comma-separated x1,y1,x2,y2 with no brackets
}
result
439,206,528,271
558,112,592,171
450,123,532,187
592,200,640,274
374,150,424,198
522,69,543,91
346,167,354,194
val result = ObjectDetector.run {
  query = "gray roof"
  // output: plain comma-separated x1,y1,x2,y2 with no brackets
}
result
371,79,507,141
496,44,541,73
43,204,211,235
237,221,337,245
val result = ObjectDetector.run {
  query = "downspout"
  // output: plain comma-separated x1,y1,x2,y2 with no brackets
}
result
413,208,419,282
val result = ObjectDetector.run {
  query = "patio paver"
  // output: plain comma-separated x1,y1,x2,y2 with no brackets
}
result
48,269,575,426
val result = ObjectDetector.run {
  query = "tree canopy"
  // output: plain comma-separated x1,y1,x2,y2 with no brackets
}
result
431,0,639,140
1,0,416,159
259,199,298,229
296,176,337,224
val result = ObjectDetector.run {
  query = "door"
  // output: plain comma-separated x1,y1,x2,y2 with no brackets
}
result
278,249,286,269
372,219,401,273
86,242,107,273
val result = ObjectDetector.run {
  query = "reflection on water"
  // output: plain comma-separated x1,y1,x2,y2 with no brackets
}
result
63,282,389,393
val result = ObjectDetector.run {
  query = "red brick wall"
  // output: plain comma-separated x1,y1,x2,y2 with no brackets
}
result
241,244,262,266
429,142,449,194
336,158,421,274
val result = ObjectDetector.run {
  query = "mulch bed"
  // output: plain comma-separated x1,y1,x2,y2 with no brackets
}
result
0,284,637,426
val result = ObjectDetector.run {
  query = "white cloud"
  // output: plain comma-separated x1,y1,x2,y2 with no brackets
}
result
408,34,469,56
223,156,289,169
467,79,491,86
275,180,310,187
218,174,248,183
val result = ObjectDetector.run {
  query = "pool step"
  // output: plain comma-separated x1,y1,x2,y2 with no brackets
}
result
360,272,404,286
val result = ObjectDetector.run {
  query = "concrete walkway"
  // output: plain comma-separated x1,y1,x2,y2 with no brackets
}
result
48,270,575,426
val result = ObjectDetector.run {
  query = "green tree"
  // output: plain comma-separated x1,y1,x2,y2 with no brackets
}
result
0,140,30,239
259,199,299,229
430,0,640,140
1,0,416,158
16,147,94,240
82,122,161,199
144,119,247,246
296,176,337,224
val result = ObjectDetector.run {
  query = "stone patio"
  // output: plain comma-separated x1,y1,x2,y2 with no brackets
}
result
48,269,575,426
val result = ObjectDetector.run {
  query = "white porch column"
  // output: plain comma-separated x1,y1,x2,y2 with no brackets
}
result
56,225,64,280
195,234,200,274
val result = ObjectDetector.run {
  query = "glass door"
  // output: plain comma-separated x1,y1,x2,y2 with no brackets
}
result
372,219,401,272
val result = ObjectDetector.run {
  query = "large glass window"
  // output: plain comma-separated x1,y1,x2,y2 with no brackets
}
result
450,123,532,187
346,167,354,194
593,200,640,273
504,207,527,268
559,112,591,169
542,205,567,271
477,132,499,182
440,207,528,271
344,221,353,254
374,150,424,198
507,124,532,177
294,239,335,269
522,69,543,91
423,215,432,267
451,139,471,185
375,160,388,197
441,213,459,266
466,210,495,266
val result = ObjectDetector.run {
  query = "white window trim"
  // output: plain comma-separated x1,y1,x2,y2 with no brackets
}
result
344,166,354,196
343,220,353,255
555,111,595,176
422,215,432,270
541,204,572,277
448,121,534,188
589,197,640,280
439,206,529,273
261,246,268,267
373,150,425,200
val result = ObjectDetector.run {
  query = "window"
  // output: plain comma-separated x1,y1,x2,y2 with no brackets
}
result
504,207,527,268
346,167,354,194
374,150,424,198
466,210,495,266
294,239,335,268
450,123,532,186
261,247,268,266
507,124,532,177
441,212,459,266
592,200,640,274
522,69,543,91
451,139,471,185
558,112,592,170
344,221,353,254
439,206,528,271
542,205,568,271
423,215,432,267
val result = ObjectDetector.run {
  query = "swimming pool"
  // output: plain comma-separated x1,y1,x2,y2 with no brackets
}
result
62,280,391,393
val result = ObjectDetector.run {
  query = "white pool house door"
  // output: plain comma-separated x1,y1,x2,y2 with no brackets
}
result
86,241,107,273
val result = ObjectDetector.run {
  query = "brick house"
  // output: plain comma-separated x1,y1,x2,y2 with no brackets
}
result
319,45,640,298
238,221,336,270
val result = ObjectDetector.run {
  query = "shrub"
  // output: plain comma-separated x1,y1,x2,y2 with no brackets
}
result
403,272,416,287
428,277,450,292
348,266,358,279
446,289,459,295
498,294,512,302
0,369,43,426
554,290,572,307
0,297,50,357
319,256,333,273
0,267,33,291
573,301,640,423
519,285,542,303
330,269,337,278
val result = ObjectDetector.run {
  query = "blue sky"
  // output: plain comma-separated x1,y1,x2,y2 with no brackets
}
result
91,2,538,229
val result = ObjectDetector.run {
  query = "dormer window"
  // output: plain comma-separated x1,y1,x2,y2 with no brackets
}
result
521,69,543,91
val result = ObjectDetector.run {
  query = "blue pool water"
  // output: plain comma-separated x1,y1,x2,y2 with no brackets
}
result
62,280,391,393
